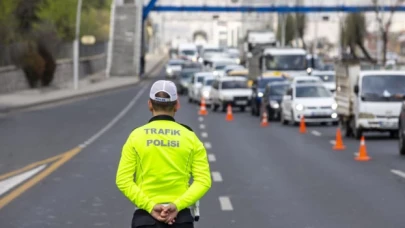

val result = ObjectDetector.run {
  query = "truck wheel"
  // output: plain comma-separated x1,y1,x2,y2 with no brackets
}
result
390,130,399,138
399,122,405,155
340,120,352,137
280,110,288,125
353,128,363,140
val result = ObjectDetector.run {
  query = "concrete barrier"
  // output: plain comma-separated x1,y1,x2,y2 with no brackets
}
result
0,54,106,94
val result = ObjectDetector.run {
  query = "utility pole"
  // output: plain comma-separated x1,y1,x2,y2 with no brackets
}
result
281,14,286,47
73,0,83,90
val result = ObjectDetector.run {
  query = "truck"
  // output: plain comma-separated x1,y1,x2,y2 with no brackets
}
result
241,30,277,73
335,60,405,139
247,47,309,81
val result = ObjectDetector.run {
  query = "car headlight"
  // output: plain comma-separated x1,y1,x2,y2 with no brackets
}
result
235,58,240,64
202,90,210,98
270,100,279,109
257,92,263,98
192,57,197,62
331,103,338,110
166,68,173,74
213,71,219,76
295,104,304,111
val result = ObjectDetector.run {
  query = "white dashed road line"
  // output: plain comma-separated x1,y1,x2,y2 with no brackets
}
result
329,140,336,145
311,130,321,136
219,196,233,211
201,132,208,138
212,172,223,182
199,124,205,129
391,169,405,179
198,117,204,122
208,154,216,162
204,142,212,149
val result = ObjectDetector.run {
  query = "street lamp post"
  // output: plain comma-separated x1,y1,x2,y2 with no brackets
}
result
73,0,83,90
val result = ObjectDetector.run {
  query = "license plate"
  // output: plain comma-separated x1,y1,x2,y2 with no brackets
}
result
311,112,328,116
235,100,247,105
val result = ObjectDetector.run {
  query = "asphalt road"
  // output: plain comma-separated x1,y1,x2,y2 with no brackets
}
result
1,65,405,227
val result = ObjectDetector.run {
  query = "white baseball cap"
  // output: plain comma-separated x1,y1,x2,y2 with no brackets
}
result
149,80,178,102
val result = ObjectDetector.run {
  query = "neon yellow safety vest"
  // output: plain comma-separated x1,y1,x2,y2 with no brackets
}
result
116,115,212,213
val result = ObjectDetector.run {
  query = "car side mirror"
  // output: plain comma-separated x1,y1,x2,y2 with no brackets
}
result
354,85,359,95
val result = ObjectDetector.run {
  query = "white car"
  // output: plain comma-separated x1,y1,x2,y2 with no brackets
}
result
188,72,210,103
290,76,322,84
280,83,338,125
165,59,185,78
197,74,215,106
311,71,336,93
210,76,252,112
212,60,239,77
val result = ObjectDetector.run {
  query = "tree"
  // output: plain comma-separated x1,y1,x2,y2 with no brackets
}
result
295,13,307,49
0,0,18,44
371,0,405,64
342,13,375,62
277,14,296,46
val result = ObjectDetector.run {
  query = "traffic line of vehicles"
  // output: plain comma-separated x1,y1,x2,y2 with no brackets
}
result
167,40,405,156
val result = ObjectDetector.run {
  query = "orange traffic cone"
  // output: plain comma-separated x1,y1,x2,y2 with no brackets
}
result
333,128,346,150
198,97,208,116
355,136,371,161
261,111,269,127
299,115,306,133
225,104,234,121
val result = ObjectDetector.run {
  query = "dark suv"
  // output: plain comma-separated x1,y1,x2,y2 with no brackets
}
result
261,81,290,120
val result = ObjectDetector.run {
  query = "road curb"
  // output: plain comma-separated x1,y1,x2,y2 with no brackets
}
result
0,56,167,114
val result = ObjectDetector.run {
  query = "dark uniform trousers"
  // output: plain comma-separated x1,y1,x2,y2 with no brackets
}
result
132,208,194,228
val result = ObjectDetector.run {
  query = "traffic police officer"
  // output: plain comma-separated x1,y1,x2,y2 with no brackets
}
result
116,80,212,228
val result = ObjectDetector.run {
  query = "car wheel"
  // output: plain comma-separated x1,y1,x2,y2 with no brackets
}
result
332,121,339,126
399,121,405,155
390,130,399,138
267,107,273,121
250,102,255,116
280,109,288,125
350,118,362,140
221,103,227,112
212,102,218,112
254,103,260,117
240,106,246,112
291,111,299,126
341,119,352,137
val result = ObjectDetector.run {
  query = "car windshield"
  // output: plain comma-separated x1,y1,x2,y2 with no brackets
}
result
197,76,204,83
361,75,405,102
265,54,307,71
215,65,227,70
182,63,202,70
269,84,289,96
181,50,196,55
204,79,214,86
204,49,222,53
295,86,332,98
221,80,248,89
313,74,335,82
181,72,195,80
168,61,184,66
258,77,286,88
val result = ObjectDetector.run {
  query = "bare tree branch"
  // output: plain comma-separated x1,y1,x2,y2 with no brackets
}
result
385,0,404,29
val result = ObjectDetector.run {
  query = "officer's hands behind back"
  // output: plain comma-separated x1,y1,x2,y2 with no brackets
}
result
151,203,178,225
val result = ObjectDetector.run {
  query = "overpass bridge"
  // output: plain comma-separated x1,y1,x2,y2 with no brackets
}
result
107,0,405,77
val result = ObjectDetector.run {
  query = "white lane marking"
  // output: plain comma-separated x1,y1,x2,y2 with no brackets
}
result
204,142,212,149
329,140,336,145
201,132,208,138
391,169,405,179
219,196,233,211
208,154,216,162
311,130,321,136
211,172,223,182
0,165,46,197
199,124,205,129
198,117,204,122
81,83,148,147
